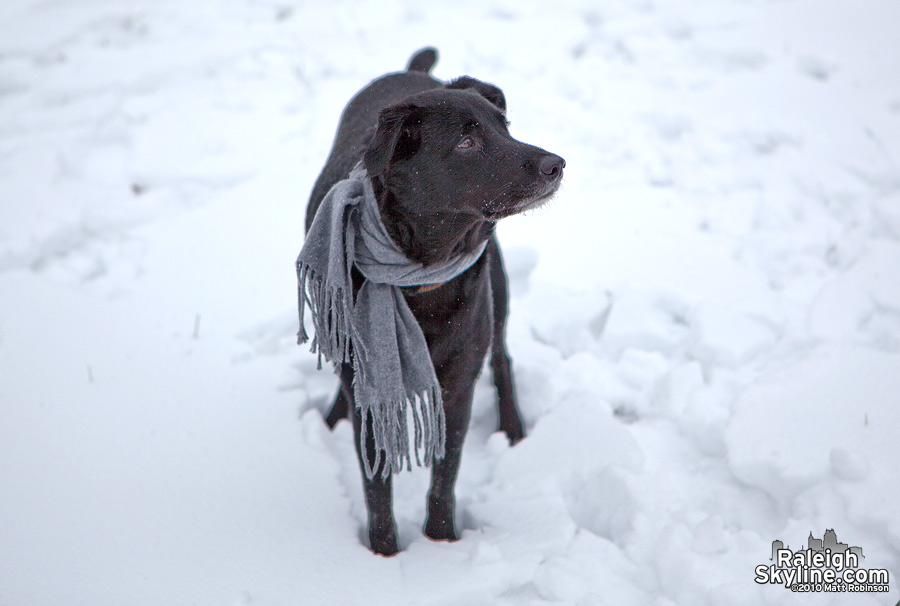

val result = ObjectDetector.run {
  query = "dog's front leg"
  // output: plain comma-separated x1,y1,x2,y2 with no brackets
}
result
352,407,398,555
423,383,475,542
340,363,399,556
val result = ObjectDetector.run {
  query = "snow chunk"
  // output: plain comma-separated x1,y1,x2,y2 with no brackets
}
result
527,286,611,358
829,447,870,482
811,239,900,348
598,292,690,357
809,280,876,343
688,303,778,369
565,467,636,544
726,345,900,519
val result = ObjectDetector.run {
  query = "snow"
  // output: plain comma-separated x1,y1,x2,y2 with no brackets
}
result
1,0,899,604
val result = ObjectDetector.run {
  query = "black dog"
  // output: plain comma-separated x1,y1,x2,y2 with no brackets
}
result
304,48,564,555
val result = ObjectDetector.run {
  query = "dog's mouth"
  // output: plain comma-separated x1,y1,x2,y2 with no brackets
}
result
482,179,562,220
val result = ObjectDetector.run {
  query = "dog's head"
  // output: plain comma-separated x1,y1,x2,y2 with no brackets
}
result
363,77,564,262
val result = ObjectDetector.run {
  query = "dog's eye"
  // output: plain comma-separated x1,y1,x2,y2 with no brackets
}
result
457,137,476,149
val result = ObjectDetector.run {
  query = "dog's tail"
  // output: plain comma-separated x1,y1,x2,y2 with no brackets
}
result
406,47,437,74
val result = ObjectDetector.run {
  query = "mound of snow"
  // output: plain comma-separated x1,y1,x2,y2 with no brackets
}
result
726,344,900,541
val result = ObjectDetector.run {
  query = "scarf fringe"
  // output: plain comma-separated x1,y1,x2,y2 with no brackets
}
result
297,261,355,372
358,386,447,481
299,258,446,481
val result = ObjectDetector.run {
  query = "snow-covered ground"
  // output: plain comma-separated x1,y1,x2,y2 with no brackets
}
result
2,0,899,604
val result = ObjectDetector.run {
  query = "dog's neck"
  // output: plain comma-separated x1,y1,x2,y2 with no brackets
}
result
373,181,495,266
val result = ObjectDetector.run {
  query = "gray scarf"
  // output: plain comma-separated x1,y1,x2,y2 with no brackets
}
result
297,165,487,480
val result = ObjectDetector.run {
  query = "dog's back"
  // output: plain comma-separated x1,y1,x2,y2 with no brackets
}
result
306,49,442,231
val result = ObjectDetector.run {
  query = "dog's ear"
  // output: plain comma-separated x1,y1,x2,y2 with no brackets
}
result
447,76,507,114
364,103,421,179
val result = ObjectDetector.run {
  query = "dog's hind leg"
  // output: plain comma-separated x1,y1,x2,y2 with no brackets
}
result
487,236,525,444
324,388,348,428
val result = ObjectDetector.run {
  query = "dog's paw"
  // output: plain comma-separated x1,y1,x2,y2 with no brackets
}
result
499,413,525,445
424,520,459,542
368,528,399,556
424,498,459,542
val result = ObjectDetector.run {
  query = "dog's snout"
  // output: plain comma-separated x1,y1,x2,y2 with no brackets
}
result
539,154,565,180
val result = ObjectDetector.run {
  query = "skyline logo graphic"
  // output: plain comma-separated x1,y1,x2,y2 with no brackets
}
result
755,530,890,595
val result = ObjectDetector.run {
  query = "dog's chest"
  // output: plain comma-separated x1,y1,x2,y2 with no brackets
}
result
403,259,492,360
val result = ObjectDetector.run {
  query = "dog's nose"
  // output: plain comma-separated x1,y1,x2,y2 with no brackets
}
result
539,154,565,180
